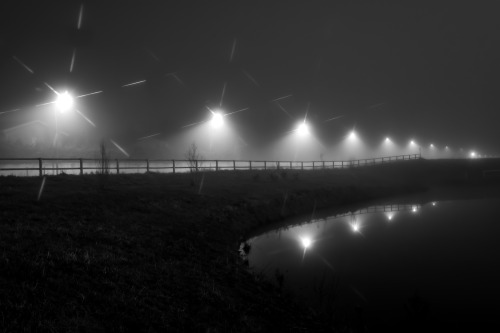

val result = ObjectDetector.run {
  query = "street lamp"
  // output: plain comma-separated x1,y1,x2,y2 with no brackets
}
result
55,91,74,113
409,139,421,156
210,111,224,129
52,91,74,169
300,236,312,249
297,121,309,136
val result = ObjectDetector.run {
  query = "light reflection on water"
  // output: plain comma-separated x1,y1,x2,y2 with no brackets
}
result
244,196,500,327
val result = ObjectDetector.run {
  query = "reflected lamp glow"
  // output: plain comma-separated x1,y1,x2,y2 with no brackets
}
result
55,91,74,113
385,137,391,143
430,143,434,148
297,122,309,136
470,151,477,158
386,212,394,221
412,206,418,213
300,237,312,249
350,222,360,232
211,112,224,129
348,131,357,140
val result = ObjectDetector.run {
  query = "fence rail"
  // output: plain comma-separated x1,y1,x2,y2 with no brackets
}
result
327,204,421,220
0,154,421,177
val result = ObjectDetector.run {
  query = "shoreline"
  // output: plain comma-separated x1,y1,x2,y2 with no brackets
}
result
1,159,500,331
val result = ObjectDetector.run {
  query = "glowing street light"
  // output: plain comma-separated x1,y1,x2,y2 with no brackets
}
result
55,91,74,113
300,237,312,249
211,111,224,129
430,143,434,148
297,122,309,136
379,136,398,157
409,139,421,156
470,151,477,158
340,129,367,160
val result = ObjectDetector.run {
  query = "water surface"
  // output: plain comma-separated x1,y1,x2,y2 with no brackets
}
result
245,191,500,328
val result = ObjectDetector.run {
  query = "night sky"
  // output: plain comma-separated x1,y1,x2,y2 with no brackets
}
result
1,1,499,156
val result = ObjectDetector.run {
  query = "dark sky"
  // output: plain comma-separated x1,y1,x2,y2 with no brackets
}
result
1,1,499,154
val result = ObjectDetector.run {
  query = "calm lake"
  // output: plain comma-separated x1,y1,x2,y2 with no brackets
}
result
244,188,500,330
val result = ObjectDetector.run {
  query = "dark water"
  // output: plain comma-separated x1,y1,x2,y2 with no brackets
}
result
244,191,500,329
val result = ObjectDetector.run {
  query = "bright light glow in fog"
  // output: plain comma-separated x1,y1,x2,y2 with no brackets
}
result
300,237,312,249
375,136,403,158
297,122,309,136
55,91,74,113
263,120,325,161
211,112,224,128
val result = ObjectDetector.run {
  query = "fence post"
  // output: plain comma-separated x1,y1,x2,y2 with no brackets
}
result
38,158,43,177
277,161,280,170
233,160,236,171
342,161,344,169
116,159,120,174
172,160,176,173
195,160,198,172
323,161,325,169
216,160,219,171
249,161,252,171
301,162,304,170
79,159,83,175
264,161,267,170
313,161,315,170
146,159,149,173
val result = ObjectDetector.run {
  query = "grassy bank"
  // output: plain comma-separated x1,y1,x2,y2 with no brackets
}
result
1,159,499,331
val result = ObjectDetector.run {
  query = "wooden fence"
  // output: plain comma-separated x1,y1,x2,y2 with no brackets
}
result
0,153,421,177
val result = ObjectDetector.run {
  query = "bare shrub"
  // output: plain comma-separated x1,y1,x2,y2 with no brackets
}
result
185,142,201,173
97,140,110,175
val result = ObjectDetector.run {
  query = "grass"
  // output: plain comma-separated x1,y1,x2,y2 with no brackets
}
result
1,158,500,331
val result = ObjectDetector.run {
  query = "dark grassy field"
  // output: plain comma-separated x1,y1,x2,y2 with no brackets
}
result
1,158,499,332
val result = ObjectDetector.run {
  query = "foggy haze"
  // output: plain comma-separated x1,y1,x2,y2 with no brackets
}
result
1,1,499,160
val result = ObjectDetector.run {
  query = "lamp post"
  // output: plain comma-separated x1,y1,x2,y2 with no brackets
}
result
409,140,420,157
53,91,74,172
210,111,224,129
